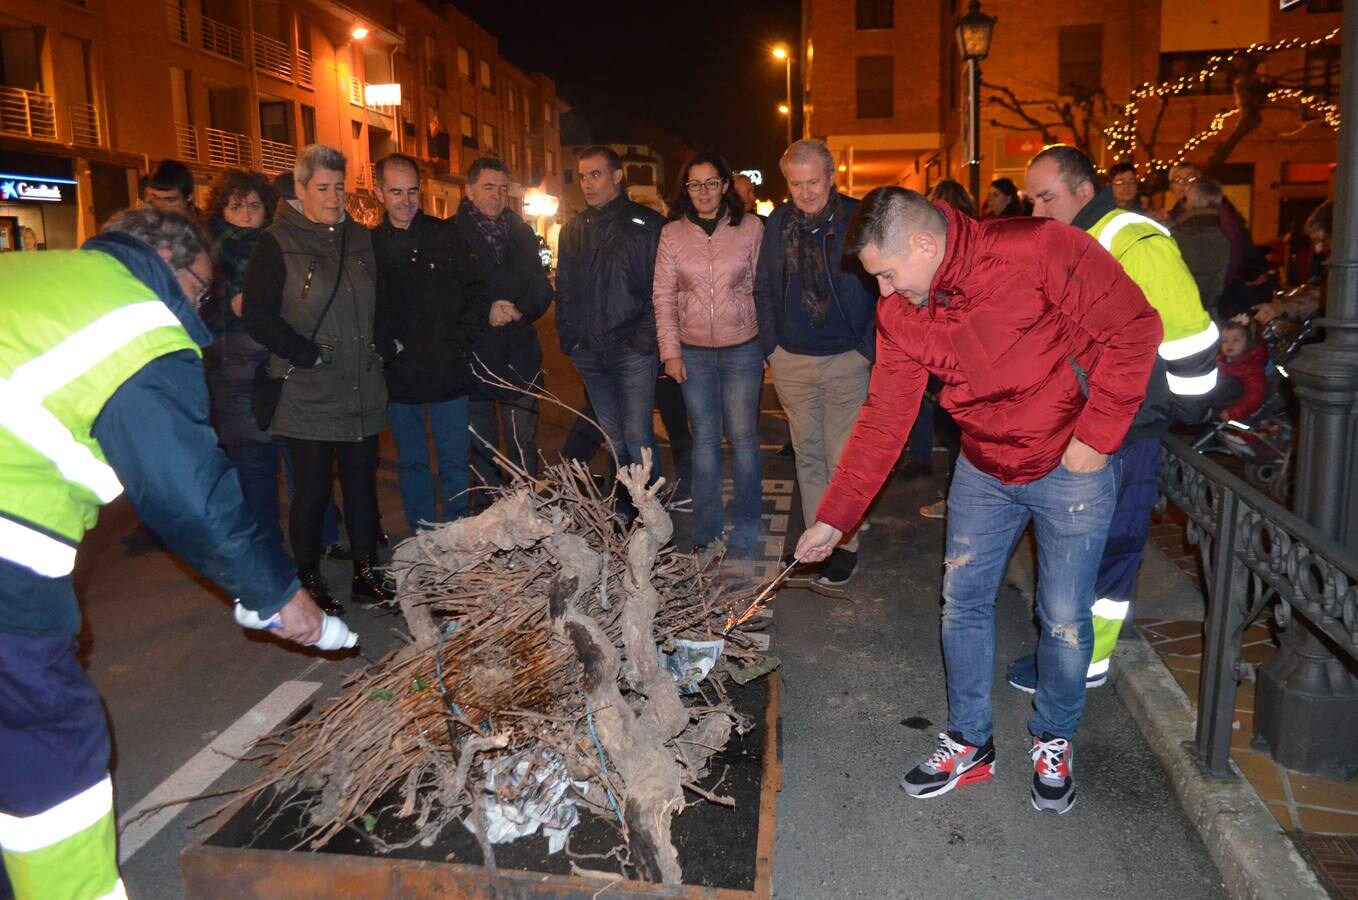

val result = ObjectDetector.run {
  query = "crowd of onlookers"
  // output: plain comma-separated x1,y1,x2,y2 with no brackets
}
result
125,137,1331,608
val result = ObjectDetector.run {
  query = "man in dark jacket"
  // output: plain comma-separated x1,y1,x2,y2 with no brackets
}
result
372,154,489,532
454,157,553,509
795,188,1162,816
0,207,323,898
555,146,666,484
755,139,877,586
1171,179,1232,317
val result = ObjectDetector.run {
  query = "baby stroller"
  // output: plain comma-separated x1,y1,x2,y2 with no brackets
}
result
1191,312,1319,504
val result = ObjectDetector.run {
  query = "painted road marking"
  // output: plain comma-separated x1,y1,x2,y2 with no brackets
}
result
116,679,321,863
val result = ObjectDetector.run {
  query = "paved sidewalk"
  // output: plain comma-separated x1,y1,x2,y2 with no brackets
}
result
767,464,1227,899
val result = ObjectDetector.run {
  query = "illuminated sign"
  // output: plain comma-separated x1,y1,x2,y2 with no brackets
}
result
365,83,401,107
738,169,763,186
0,173,76,203
523,190,559,218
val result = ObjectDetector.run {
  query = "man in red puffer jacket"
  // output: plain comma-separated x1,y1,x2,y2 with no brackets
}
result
795,187,1162,816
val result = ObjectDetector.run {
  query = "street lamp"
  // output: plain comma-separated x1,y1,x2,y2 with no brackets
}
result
954,1,997,202
772,43,792,147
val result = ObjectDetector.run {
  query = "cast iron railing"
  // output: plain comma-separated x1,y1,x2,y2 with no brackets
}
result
1157,435,1358,778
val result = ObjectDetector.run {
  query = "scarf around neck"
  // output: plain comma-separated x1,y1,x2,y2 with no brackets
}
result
460,197,510,265
781,192,846,327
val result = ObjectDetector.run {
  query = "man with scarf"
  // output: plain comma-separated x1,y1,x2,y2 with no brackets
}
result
454,157,553,509
372,153,489,533
754,139,877,586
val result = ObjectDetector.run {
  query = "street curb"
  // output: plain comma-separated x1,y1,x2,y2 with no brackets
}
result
1114,633,1328,900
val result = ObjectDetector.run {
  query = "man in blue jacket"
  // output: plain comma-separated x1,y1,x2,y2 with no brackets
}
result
455,157,554,508
0,207,322,900
556,146,666,486
755,139,878,586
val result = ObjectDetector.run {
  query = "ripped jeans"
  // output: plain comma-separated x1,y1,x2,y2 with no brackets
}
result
940,452,1116,745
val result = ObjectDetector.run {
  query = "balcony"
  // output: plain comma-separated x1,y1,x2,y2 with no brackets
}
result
260,138,295,174
296,48,313,89
253,32,292,81
353,162,370,189
165,0,189,44
349,76,364,107
201,15,245,63
0,86,58,141
175,121,199,161
69,102,100,145
204,126,249,167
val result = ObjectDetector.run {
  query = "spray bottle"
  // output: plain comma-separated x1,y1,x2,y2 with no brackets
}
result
234,602,358,651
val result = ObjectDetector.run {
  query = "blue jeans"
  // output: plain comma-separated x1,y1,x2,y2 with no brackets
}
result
569,347,660,482
679,342,764,551
941,453,1116,744
389,397,470,532
225,442,286,552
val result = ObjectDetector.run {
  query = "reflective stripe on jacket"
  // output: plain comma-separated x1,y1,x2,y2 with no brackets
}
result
0,250,199,577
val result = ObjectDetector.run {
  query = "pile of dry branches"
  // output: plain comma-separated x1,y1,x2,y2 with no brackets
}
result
233,449,767,883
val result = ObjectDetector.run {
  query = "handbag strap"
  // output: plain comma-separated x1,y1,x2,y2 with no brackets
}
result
305,225,348,346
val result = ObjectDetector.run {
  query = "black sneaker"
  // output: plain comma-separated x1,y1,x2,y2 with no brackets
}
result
902,731,996,798
1030,733,1076,815
818,549,857,586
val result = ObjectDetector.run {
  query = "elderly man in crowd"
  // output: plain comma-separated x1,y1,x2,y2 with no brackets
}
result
755,139,877,586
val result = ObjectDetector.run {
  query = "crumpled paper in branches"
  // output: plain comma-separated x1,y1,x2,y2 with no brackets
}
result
659,638,726,694
465,747,588,853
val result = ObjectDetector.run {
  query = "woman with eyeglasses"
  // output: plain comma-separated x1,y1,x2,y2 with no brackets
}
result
653,152,765,559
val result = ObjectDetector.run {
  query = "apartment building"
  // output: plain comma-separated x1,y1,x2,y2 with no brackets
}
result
802,0,1340,240
0,0,567,249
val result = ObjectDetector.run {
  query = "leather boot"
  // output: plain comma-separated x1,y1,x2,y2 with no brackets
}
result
351,559,394,604
299,566,344,616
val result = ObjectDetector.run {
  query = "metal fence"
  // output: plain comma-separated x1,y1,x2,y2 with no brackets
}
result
201,15,244,63
175,121,199,162
296,49,313,89
205,126,249,168
259,138,296,174
0,86,57,141
69,102,100,145
1156,435,1358,778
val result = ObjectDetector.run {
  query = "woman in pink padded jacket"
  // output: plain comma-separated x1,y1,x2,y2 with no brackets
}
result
653,152,765,558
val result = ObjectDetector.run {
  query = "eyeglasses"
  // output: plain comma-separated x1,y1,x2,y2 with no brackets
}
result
182,266,212,308
685,178,723,193
1170,175,1200,185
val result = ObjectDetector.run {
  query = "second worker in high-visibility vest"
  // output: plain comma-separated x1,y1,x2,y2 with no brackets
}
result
1010,145,1219,692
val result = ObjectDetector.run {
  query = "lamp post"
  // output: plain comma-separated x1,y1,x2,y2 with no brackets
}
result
954,1,997,203
773,44,793,147
1252,7,1358,778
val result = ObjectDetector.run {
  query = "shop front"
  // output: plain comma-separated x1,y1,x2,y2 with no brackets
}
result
0,151,80,250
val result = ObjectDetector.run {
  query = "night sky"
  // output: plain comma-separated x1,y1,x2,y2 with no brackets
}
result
452,0,803,199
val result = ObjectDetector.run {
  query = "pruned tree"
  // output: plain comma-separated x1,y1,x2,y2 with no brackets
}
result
984,81,1114,161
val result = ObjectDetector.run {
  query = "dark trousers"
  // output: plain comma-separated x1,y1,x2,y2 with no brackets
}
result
285,436,379,568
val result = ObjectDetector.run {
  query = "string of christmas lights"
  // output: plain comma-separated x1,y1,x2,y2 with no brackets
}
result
1101,27,1341,170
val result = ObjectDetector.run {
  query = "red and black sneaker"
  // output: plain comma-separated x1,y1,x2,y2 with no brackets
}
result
901,731,996,799
1030,732,1076,814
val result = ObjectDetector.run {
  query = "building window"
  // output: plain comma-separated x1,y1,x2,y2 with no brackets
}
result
856,55,893,118
1057,24,1102,101
461,113,476,148
457,47,471,81
425,37,445,90
508,87,516,113
510,142,519,169
301,104,316,145
856,0,893,30
1309,0,1342,11
481,122,495,149
546,150,556,179
479,59,492,91
1305,44,1341,103
543,101,552,126
1158,50,1234,96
